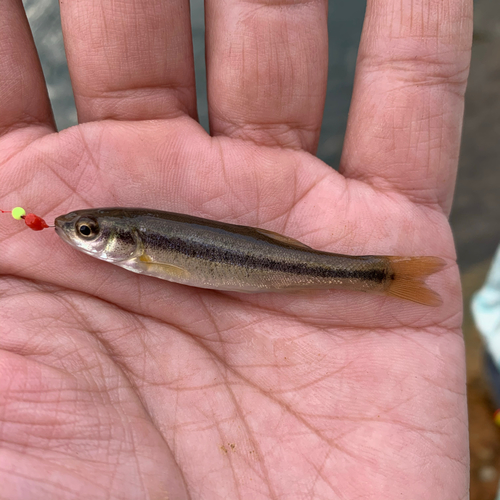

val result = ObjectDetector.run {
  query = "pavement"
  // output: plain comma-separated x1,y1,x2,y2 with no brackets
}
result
451,0,500,271
453,3,500,495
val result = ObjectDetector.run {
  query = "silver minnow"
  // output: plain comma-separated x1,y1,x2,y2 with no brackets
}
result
54,207,444,305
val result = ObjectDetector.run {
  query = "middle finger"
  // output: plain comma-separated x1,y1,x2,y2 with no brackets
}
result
205,0,329,153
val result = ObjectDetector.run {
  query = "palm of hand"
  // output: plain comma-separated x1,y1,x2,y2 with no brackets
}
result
0,1,470,499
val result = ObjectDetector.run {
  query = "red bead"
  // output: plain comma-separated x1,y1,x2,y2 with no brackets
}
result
24,213,49,231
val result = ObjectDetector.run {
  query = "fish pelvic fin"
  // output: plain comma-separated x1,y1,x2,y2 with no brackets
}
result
385,256,446,307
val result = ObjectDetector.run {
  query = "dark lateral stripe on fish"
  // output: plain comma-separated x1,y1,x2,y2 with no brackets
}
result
144,234,388,283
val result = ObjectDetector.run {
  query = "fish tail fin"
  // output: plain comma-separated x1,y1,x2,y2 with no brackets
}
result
386,256,446,307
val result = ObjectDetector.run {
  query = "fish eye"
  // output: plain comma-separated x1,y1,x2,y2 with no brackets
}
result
76,218,99,239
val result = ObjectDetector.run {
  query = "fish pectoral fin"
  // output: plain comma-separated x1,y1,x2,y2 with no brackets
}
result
138,254,191,279
255,228,312,250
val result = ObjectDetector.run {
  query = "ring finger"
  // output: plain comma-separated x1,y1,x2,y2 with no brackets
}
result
60,0,197,123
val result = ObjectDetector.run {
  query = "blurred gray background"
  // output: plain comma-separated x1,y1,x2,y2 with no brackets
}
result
22,0,499,272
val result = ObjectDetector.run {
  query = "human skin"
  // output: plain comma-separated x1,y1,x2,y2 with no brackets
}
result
0,0,471,498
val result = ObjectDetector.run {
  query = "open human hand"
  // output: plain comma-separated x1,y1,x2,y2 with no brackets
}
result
0,0,471,498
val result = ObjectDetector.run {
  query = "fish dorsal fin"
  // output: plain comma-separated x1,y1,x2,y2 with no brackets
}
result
255,228,312,250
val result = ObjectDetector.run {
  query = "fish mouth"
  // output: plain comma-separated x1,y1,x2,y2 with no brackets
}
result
54,224,71,245
54,214,78,247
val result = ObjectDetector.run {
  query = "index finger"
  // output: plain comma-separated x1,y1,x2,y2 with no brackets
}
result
340,0,473,214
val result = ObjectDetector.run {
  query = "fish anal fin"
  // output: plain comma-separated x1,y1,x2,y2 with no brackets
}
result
255,228,312,250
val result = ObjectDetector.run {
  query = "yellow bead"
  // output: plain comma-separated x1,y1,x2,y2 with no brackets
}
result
494,409,500,427
11,207,26,220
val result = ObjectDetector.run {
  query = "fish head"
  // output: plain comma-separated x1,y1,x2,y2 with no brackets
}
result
55,210,141,263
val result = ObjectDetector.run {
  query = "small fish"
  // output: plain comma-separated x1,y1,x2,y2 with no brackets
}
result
54,207,445,306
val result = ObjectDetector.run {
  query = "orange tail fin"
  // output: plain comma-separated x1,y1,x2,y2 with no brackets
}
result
386,256,446,306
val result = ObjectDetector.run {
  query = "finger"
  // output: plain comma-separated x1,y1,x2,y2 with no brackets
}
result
0,1,54,138
340,0,472,214
205,0,329,153
60,0,197,123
